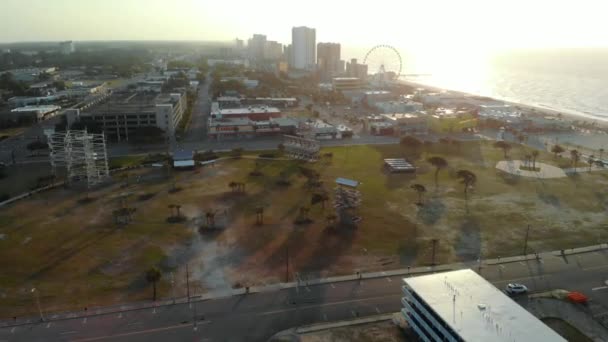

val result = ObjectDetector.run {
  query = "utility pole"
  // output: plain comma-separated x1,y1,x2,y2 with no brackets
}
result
31,288,44,322
431,239,439,266
186,263,190,302
171,272,176,305
285,246,289,283
523,225,531,255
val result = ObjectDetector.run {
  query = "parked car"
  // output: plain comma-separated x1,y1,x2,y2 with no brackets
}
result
505,283,528,295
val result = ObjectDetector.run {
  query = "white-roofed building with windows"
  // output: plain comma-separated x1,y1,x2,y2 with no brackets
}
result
401,269,566,342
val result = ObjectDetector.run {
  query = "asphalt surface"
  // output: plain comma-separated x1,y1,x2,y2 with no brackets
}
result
3,249,608,341
182,73,211,143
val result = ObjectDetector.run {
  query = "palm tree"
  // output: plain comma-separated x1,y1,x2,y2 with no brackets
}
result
168,204,175,217
145,267,162,301
205,210,216,228
551,144,565,159
427,156,448,189
456,170,477,202
299,207,310,221
531,150,539,169
493,141,511,158
570,149,580,173
588,155,595,172
255,206,264,225
524,154,532,168
311,192,330,209
410,184,427,205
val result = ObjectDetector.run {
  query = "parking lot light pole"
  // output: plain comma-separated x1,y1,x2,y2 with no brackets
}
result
31,288,44,322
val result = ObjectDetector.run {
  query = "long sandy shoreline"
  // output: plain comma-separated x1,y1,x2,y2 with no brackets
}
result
399,79,608,129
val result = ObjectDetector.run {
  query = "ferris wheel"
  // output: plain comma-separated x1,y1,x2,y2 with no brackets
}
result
363,45,403,85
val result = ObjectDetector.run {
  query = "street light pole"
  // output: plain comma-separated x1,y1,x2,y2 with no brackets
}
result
285,246,289,283
523,225,531,255
186,263,190,302
31,288,44,322
171,272,176,304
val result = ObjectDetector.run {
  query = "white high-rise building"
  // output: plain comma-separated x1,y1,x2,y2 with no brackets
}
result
59,41,75,55
291,26,316,71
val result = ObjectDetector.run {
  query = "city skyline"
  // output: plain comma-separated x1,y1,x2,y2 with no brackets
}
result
2,0,608,51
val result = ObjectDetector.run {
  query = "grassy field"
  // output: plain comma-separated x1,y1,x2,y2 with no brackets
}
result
0,140,607,317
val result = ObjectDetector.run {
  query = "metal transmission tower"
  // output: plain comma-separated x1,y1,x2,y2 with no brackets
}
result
46,129,110,188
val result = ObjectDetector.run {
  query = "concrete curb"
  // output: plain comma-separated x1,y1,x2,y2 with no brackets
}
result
295,313,395,334
2,243,607,327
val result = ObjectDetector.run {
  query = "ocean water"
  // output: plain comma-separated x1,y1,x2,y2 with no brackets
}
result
345,46,608,122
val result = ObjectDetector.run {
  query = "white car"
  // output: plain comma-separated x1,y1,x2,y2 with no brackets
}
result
505,283,528,295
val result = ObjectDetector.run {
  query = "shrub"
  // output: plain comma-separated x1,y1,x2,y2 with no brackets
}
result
195,150,218,162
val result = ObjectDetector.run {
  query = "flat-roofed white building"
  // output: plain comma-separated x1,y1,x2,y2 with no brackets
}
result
210,106,281,121
10,105,61,122
401,269,566,342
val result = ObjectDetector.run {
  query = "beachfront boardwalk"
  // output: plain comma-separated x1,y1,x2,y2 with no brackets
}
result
496,160,567,178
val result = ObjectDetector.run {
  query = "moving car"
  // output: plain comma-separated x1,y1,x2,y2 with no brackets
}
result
505,283,528,295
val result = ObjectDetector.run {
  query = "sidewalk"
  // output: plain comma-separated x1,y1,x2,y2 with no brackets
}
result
2,243,608,328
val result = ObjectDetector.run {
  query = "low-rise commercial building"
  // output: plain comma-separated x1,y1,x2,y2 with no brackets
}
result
402,269,565,342
9,105,61,122
332,77,364,91
210,106,281,121
374,100,424,114
207,117,298,140
1,67,57,83
428,109,478,133
68,90,187,141
381,113,428,135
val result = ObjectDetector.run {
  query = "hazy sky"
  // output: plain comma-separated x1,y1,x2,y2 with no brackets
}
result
2,0,607,50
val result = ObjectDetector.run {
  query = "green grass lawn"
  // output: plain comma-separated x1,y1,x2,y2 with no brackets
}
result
0,140,607,318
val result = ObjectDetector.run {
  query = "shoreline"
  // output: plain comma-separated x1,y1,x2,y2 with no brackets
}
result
399,79,608,129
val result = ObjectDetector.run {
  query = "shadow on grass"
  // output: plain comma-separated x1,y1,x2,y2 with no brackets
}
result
538,192,561,207
498,171,520,186
455,217,481,261
417,197,446,225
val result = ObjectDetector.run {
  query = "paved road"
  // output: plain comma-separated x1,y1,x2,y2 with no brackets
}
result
3,249,608,341
182,72,211,143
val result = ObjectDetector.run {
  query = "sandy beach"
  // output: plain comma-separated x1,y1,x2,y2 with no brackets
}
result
399,79,608,129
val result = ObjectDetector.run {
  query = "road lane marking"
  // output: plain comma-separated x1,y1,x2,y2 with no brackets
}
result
73,323,192,342
152,307,157,314
323,313,328,321
10,327,15,333
375,307,381,314
583,264,608,271
46,323,52,328
117,313,122,319
386,277,392,282
127,322,143,326
82,317,87,324
519,262,525,266
259,293,402,316
330,284,335,289
499,265,505,269
351,310,356,317
61,331,77,335
592,286,608,291
305,286,311,293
